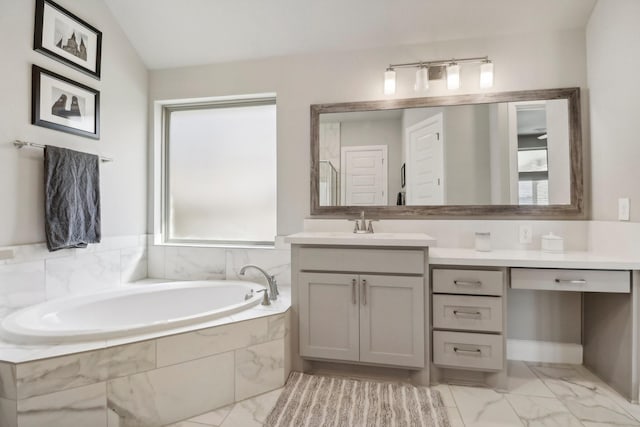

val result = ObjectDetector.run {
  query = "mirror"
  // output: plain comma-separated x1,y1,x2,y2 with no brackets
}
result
311,88,583,218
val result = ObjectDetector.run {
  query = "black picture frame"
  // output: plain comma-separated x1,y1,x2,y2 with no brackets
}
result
34,0,102,79
401,163,406,188
32,65,100,139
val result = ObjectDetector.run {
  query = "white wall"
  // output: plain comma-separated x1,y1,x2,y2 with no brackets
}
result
149,29,589,236
587,0,640,221
0,0,149,247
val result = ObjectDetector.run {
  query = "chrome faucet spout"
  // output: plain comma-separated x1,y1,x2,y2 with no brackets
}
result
239,264,279,301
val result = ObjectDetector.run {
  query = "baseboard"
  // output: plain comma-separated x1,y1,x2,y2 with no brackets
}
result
507,339,583,364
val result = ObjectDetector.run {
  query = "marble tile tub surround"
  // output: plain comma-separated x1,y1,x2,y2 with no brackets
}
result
147,238,292,287
0,234,148,321
0,310,289,427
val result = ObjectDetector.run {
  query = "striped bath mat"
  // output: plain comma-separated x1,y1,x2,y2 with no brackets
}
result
264,372,450,427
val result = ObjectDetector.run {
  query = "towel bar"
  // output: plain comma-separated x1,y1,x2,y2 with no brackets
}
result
13,140,114,163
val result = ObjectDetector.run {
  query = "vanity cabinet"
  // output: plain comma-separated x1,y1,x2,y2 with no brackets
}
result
431,267,507,377
297,248,425,369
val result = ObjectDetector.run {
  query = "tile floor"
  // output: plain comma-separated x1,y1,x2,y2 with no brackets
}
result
167,361,640,427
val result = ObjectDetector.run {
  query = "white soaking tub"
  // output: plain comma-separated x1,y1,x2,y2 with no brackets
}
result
0,280,265,344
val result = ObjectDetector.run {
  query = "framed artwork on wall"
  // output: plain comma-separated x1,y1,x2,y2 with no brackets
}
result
34,0,102,79
32,65,100,139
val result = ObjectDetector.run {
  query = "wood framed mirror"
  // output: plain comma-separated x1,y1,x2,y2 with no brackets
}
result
310,87,583,218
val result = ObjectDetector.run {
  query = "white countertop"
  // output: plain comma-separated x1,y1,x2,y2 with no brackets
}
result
429,247,640,270
286,232,436,247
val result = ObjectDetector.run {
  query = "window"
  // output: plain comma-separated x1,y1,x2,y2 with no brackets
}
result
516,106,549,205
162,97,277,245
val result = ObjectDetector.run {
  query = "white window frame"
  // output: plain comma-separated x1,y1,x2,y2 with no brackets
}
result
159,95,277,247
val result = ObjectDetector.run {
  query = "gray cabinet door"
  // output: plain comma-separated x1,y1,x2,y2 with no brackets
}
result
359,275,425,368
299,272,360,362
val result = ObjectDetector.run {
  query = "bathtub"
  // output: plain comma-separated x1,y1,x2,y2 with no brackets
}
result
0,280,265,344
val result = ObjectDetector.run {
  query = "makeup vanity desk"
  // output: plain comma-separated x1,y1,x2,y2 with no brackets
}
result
429,247,640,403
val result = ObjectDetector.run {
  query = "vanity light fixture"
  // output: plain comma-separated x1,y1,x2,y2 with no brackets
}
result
384,67,396,95
414,65,429,92
383,56,493,94
446,62,461,90
479,60,494,89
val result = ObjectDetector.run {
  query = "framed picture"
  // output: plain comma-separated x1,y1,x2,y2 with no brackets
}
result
34,0,102,79
401,163,406,188
32,65,100,139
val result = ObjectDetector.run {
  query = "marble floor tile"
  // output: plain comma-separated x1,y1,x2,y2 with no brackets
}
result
188,404,234,426
450,385,524,427
445,406,465,427
573,365,640,423
165,421,208,427
432,383,457,407
506,394,582,427
218,388,283,427
508,360,555,398
528,363,640,425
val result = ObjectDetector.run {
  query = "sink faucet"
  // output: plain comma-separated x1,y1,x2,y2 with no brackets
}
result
239,264,279,301
352,211,375,234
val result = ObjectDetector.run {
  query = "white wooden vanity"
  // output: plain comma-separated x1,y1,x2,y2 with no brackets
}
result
287,233,640,402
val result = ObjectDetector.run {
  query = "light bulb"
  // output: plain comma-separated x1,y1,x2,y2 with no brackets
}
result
480,61,494,89
414,67,429,92
446,63,460,90
384,68,396,95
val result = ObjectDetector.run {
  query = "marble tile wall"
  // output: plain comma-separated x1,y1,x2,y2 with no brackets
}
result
0,235,148,321
147,240,292,287
0,310,289,427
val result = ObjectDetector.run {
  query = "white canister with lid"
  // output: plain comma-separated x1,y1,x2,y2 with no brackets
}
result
541,232,564,253
475,232,491,252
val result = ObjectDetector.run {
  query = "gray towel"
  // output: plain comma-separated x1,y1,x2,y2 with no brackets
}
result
44,146,101,251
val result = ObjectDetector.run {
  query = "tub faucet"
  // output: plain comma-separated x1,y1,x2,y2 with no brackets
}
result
239,264,279,301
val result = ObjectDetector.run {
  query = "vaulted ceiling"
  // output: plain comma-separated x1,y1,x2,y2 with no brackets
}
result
104,0,597,69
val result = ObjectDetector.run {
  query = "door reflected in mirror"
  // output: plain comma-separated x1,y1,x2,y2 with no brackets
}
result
318,99,570,207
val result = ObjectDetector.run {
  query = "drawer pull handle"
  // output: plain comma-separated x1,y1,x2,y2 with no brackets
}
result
362,279,367,305
453,280,482,287
453,347,482,355
351,279,357,305
453,310,482,318
554,279,587,285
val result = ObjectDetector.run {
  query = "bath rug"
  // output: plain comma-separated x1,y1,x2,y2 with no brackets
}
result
264,371,450,427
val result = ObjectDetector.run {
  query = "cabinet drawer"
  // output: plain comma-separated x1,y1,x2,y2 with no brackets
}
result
433,295,503,333
433,331,503,371
511,268,630,293
299,248,424,275
433,269,503,296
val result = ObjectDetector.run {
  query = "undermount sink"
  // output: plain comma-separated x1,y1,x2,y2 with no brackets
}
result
285,231,436,247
